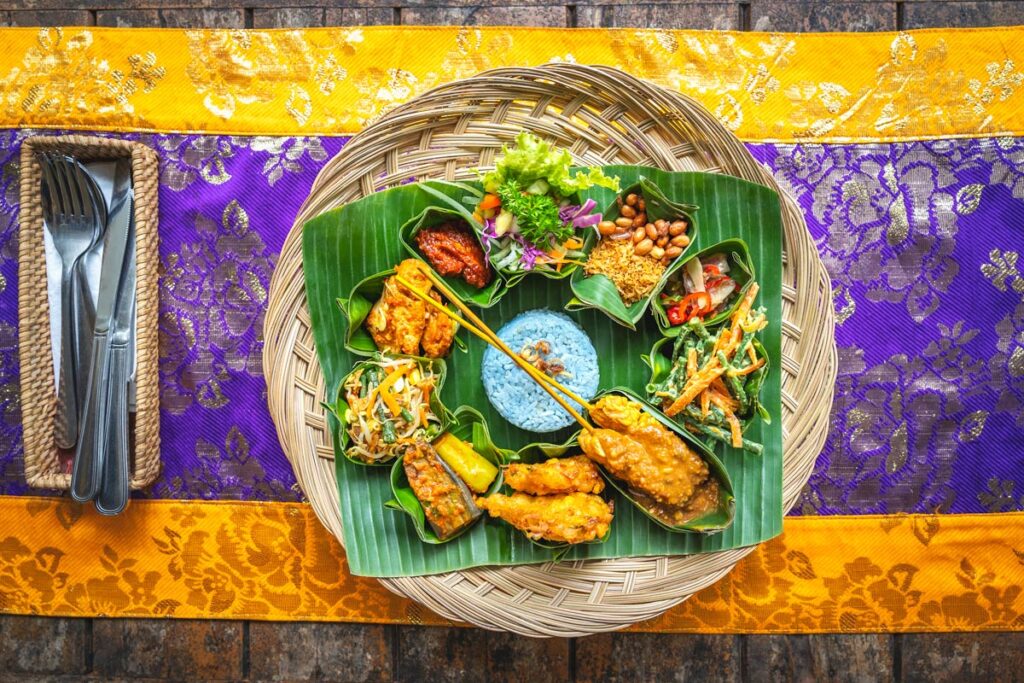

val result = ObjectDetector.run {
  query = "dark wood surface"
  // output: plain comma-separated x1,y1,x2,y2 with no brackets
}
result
2,1,1023,681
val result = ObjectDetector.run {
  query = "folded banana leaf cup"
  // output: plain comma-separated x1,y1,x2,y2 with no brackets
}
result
322,353,452,468
650,238,756,337
584,387,735,534
338,266,467,357
419,179,581,285
644,332,771,451
399,205,507,308
386,406,508,544
569,177,699,329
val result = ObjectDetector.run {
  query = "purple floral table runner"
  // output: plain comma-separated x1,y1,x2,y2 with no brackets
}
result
1,131,1021,515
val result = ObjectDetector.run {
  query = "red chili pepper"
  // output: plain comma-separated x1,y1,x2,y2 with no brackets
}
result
703,264,721,276
667,292,713,325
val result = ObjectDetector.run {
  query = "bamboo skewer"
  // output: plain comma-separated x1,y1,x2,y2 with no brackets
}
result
395,275,593,431
413,265,596,410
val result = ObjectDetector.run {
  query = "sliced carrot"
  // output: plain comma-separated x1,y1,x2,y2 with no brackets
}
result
666,366,726,416
700,388,711,418
709,389,739,412
726,412,743,448
747,344,758,364
479,193,501,210
731,358,765,376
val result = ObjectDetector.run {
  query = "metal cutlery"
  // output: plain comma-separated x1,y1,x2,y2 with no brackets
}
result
95,211,136,516
39,153,106,449
71,161,133,504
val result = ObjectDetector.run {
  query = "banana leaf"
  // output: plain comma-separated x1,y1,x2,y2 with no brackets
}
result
399,205,506,307
568,177,698,329
338,266,466,357
303,168,783,577
649,238,756,337
586,387,735,534
322,353,451,467
386,406,508,544
644,332,772,451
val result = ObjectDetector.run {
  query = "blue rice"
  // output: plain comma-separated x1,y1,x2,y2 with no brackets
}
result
481,310,599,433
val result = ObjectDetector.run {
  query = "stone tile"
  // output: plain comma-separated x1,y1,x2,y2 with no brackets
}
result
0,616,87,676
96,8,244,28
576,633,740,683
92,619,243,680
395,626,487,683
161,8,245,27
401,5,568,26
253,7,324,28
744,634,894,683
751,1,896,32
591,3,739,30
903,1,1024,29
326,7,397,25
249,622,392,682
484,632,571,683
0,10,91,26
901,633,1024,683
96,9,160,27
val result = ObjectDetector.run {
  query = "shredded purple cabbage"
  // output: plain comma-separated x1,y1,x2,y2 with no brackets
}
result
480,217,498,258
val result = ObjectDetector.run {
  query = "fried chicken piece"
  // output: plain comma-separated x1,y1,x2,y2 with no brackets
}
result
504,455,605,495
365,259,453,357
579,395,708,506
476,492,613,544
421,290,456,358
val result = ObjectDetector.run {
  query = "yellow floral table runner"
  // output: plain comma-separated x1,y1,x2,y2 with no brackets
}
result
1,26,1023,632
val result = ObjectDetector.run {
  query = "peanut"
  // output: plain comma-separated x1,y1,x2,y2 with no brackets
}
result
619,205,636,218
656,235,668,248
669,220,688,235
625,193,638,206
654,219,668,231
638,198,646,211
632,227,646,243
650,246,665,260
632,212,647,228
665,246,683,258
671,234,691,248
598,221,618,236
615,217,633,229
645,223,658,240
634,238,654,256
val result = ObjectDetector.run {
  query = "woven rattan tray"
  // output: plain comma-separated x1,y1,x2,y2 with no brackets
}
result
264,64,836,637
19,135,161,491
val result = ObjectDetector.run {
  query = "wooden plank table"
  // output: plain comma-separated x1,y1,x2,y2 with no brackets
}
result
2,2,1024,680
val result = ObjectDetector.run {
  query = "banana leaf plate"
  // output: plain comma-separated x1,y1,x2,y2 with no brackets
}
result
301,168,783,578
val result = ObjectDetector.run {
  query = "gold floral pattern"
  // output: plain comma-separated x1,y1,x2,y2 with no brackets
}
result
2,498,1021,632
2,28,1024,139
184,29,362,126
159,199,275,413
0,29,165,128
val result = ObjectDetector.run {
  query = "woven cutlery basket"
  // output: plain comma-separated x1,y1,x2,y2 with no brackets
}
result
18,135,161,491
264,64,837,637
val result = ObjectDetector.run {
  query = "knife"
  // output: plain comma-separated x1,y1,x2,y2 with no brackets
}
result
71,162,132,503
95,213,135,516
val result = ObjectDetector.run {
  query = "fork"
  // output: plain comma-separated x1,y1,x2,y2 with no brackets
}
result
39,153,105,448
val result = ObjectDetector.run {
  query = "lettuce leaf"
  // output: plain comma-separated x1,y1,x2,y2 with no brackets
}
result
482,131,619,197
